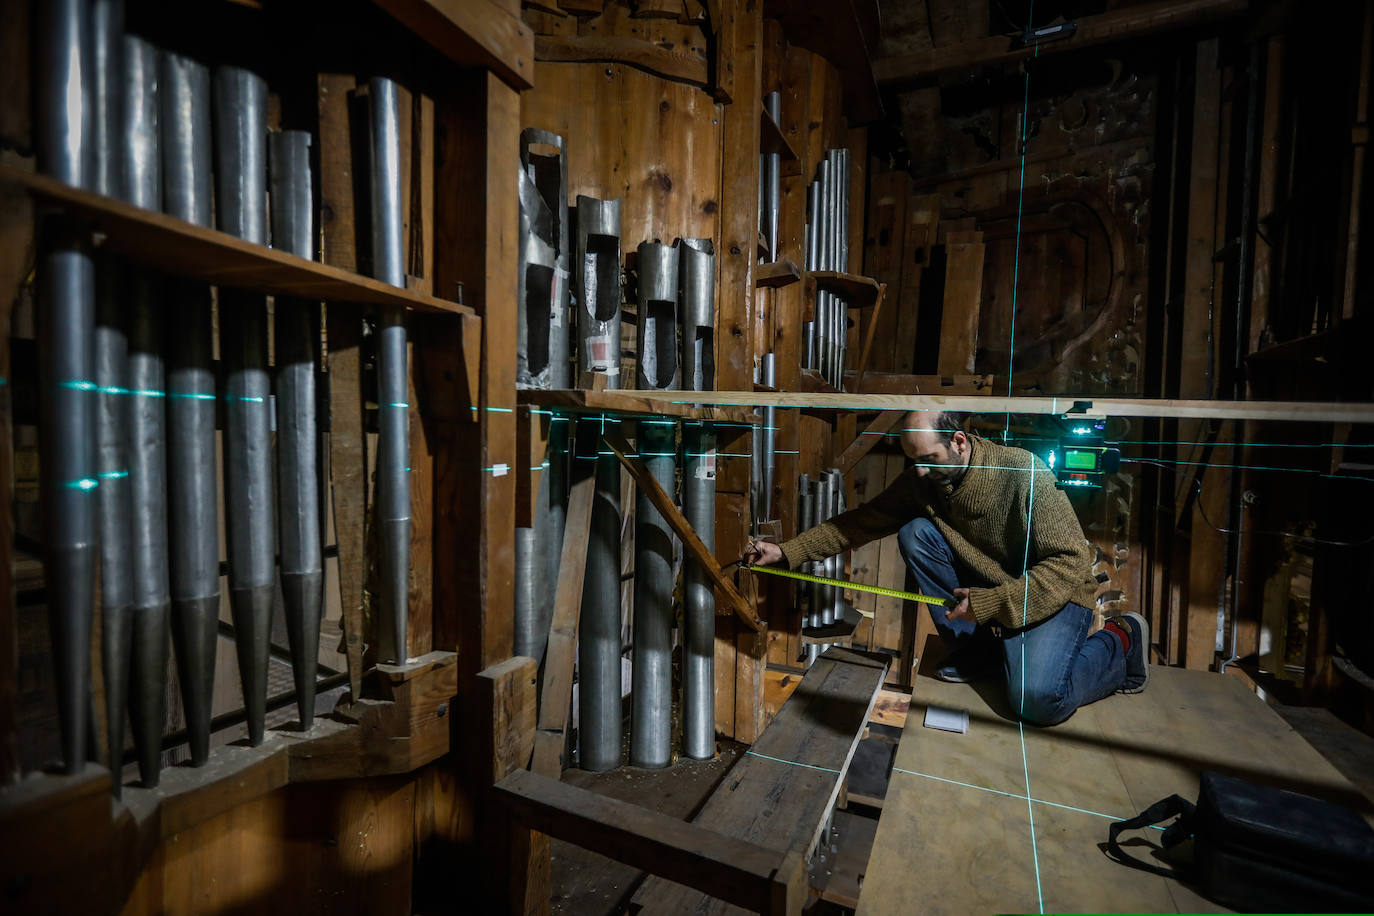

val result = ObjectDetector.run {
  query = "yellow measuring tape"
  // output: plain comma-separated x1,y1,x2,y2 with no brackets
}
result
744,564,951,608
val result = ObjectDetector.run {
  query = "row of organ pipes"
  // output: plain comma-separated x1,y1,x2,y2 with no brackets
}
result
515,130,721,767
34,0,412,790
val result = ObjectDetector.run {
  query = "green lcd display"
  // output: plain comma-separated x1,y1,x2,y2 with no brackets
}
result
1063,449,1100,471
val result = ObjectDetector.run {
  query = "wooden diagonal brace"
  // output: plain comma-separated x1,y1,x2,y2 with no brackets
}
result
835,408,904,477
531,472,597,778
600,430,763,632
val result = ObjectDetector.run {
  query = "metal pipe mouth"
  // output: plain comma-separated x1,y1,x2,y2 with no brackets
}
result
585,235,620,321
524,256,555,377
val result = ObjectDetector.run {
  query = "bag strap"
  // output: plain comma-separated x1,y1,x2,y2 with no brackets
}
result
1106,794,1196,879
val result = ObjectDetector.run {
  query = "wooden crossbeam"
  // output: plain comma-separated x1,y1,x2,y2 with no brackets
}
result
835,409,905,476
530,472,597,778
600,430,763,632
496,769,805,915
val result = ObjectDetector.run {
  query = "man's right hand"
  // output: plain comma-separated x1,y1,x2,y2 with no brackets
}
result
743,540,784,567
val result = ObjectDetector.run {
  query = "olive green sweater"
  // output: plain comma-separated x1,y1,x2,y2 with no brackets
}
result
778,436,1097,629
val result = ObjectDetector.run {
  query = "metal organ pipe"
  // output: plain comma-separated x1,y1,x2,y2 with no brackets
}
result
162,49,219,766
92,0,133,791
369,77,411,664
577,419,622,771
680,238,715,761
123,32,170,786
575,196,623,388
215,62,274,745
270,129,324,729
36,0,97,775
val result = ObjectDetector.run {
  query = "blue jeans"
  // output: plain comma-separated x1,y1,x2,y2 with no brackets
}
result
897,517,1126,725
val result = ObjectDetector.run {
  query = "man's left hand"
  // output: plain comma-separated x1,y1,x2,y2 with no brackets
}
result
944,587,975,623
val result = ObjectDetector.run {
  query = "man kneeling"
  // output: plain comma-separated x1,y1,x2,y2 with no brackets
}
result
745,411,1148,726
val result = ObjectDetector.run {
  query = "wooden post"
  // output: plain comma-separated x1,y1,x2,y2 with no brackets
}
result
713,0,765,743
0,180,28,783
936,230,985,376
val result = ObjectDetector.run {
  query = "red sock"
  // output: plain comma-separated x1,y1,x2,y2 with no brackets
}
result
1103,619,1131,654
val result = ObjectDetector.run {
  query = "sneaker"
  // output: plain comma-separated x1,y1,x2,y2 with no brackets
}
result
935,645,1000,684
1116,611,1150,694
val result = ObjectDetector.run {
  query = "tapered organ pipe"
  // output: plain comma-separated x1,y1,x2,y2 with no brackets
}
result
270,129,323,729
36,0,97,776
682,421,715,760
817,157,833,383
521,129,571,388
635,241,680,391
578,420,621,771
214,63,274,746
369,77,411,664
836,149,850,388
123,34,169,786
797,476,813,629
631,420,675,769
804,182,819,370
92,0,133,792
162,49,218,766
817,472,833,627
574,196,622,388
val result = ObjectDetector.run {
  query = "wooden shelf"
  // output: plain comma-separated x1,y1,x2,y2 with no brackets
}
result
631,388,1374,425
799,369,840,395
760,106,802,177
1,165,475,319
518,388,757,424
808,270,884,306
756,258,802,288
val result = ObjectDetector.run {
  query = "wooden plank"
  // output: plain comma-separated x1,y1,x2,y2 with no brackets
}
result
1341,0,1373,321
0,164,474,318
601,430,761,631
874,0,1250,86
834,409,903,477
517,388,754,424
633,648,888,914
497,769,797,915
861,169,909,374
894,194,938,373
630,389,1374,424
371,0,535,91
935,231,984,375
531,473,596,778
847,371,995,395
476,655,539,783
535,34,708,86
859,666,1368,915
755,258,802,288
808,269,882,305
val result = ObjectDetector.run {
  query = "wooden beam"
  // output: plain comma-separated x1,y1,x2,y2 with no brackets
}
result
874,0,1250,87
371,0,535,91
0,164,474,318
495,769,802,915
835,409,903,476
530,473,596,778
0,179,27,784
600,431,762,631
534,34,708,87
631,390,1374,424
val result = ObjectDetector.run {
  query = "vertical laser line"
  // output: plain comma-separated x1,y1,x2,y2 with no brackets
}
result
1008,6,1045,911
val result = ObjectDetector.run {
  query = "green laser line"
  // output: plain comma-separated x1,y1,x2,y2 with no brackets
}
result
745,564,950,607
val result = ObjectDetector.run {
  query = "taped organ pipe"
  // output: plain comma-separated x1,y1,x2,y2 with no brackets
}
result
369,77,411,664
270,129,324,729
161,49,219,765
521,129,572,388
635,241,680,391
123,33,170,786
574,196,622,388
215,62,274,746
517,167,556,390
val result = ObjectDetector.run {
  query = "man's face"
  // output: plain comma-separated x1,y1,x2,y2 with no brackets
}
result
902,427,969,483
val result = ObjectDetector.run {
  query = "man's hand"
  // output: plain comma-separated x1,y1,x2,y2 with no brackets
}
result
944,587,975,623
743,540,783,567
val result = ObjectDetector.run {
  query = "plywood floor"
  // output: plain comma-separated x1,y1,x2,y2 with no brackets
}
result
858,666,1372,915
